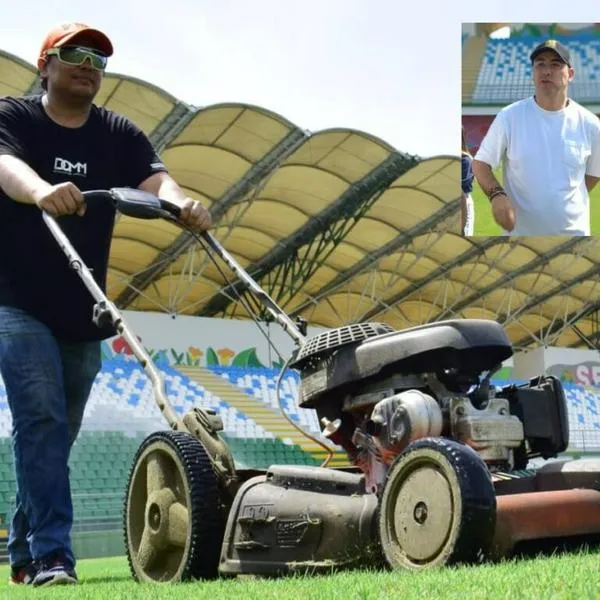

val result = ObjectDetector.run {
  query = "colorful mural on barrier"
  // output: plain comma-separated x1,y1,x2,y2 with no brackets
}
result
102,335,285,369
101,313,599,387
103,332,600,387
548,362,600,388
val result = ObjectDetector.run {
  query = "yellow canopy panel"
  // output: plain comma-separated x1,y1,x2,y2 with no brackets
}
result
1,48,597,349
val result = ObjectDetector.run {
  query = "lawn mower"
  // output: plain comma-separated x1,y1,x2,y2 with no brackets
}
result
44,188,600,583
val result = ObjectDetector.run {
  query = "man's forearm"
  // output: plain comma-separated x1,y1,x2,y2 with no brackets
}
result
585,174,600,193
155,176,188,205
472,159,504,199
140,172,191,207
0,154,51,205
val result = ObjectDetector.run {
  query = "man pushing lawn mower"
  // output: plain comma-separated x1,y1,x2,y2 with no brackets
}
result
5,24,600,591
0,22,211,586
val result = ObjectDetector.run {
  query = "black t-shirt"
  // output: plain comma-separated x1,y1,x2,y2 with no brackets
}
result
0,95,168,341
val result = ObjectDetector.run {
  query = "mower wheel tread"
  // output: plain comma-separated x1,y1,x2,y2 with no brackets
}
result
123,430,223,582
377,436,496,570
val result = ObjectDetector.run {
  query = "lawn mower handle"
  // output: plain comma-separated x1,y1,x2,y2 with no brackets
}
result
42,196,185,433
41,187,307,434
85,188,307,346
198,231,307,347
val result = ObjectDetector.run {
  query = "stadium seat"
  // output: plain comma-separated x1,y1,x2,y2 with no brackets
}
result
209,365,322,435
473,35,600,103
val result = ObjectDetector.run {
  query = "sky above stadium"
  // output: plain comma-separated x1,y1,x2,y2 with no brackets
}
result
0,0,596,158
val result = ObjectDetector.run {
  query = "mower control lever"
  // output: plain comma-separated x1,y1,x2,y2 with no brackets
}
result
81,188,181,220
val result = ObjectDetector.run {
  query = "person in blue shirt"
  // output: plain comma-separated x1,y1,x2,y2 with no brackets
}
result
461,126,475,236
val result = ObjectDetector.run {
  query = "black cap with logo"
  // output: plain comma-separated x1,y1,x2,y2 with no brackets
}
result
530,39,571,66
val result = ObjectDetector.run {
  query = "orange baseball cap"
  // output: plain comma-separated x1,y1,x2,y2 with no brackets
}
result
39,23,114,62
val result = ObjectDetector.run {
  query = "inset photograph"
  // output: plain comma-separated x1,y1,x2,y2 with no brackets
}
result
462,23,600,237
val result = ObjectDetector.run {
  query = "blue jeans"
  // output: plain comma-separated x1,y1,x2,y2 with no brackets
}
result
0,306,101,568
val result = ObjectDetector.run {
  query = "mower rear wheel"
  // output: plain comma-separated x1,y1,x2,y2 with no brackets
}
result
124,430,223,582
378,437,496,570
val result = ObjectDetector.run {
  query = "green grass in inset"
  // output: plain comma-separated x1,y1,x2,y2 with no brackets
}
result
471,167,600,236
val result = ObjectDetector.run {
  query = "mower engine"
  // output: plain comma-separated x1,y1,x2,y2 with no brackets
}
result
291,321,568,494
211,320,585,578
342,387,525,493
123,319,600,583
44,187,600,582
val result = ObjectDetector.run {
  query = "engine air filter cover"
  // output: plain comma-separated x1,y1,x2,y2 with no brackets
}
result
290,322,395,370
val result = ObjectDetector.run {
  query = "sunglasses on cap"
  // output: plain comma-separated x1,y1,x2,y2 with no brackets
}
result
46,46,108,71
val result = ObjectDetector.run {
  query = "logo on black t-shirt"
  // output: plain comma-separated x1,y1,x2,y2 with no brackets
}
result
53,156,88,177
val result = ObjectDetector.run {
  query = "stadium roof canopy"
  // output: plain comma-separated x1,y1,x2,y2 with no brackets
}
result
1,50,599,351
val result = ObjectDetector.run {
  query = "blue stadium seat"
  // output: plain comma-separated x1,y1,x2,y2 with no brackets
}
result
0,362,599,475
491,378,600,451
473,35,600,103
208,365,321,434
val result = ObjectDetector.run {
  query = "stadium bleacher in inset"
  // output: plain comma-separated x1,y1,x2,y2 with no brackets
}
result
472,36,600,103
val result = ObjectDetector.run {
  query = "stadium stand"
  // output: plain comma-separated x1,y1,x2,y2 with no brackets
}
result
562,383,600,451
207,365,320,433
1,361,600,531
471,35,600,104
89,359,272,440
0,360,330,531
490,379,600,452
85,359,340,466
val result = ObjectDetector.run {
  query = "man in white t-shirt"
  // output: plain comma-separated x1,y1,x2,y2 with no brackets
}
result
472,39,600,236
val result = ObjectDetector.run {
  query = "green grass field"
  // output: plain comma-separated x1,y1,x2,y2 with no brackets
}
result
471,168,600,236
1,550,599,600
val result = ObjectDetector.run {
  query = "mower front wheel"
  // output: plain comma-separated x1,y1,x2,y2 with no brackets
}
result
124,430,224,583
378,437,496,570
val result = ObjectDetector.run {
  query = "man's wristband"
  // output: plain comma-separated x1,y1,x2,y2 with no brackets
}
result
488,187,507,202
